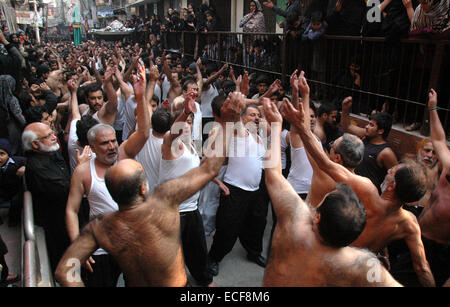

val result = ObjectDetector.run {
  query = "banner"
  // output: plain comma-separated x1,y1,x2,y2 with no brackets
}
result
15,9,33,24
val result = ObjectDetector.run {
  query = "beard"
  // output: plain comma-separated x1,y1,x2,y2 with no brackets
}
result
39,141,60,153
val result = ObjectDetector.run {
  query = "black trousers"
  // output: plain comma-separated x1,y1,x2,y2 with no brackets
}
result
209,182,268,263
180,209,213,286
81,254,122,287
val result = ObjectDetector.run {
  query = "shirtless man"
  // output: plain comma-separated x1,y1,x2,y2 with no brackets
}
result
418,89,450,245
281,99,436,287
55,92,245,287
261,99,401,287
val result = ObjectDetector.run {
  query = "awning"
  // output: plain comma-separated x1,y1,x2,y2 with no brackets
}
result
125,0,159,8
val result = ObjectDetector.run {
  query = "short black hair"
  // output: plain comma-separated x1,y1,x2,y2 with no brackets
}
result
318,103,337,117
317,183,366,248
369,112,392,140
76,115,100,147
151,108,171,134
24,105,48,124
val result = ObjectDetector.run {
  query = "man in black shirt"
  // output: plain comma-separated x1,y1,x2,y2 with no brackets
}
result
22,122,71,273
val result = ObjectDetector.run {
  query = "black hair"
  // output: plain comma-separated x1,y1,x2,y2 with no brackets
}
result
24,105,49,124
76,115,100,147
151,95,160,105
317,183,366,248
318,103,337,117
151,108,171,134
369,112,392,140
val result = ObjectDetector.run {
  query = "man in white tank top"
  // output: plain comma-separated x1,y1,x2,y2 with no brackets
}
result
158,93,215,286
135,108,171,193
65,65,151,286
208,104,269,276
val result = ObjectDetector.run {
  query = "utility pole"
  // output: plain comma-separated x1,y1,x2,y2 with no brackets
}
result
30,0,40,44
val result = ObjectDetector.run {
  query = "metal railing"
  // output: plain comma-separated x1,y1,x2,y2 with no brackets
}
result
155,30,449,137
21,178,54,287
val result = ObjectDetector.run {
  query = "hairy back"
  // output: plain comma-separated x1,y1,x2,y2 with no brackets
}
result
91,198,187,286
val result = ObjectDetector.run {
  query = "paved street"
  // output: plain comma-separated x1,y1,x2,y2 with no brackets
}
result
1,205,274,287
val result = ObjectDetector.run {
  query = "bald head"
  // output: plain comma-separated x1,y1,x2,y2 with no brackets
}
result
105,159,149,206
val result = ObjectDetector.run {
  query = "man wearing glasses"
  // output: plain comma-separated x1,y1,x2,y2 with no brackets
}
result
21,122,71,274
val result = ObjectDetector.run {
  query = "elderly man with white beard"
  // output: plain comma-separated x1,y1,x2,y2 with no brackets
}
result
22,122,71,273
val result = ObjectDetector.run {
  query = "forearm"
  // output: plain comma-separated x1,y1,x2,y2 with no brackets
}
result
298,124,333,172
66,209,80,242
429,109,446,143
414,265,436,287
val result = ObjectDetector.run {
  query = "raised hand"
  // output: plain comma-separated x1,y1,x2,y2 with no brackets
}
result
428,89,437,109
262,98,283,124
269,79,282,94
149,64,160,82
67,79,78,93
342,96,353,113
133,63,146,100
290,69,299,93
298,71,310,97
220,92,246,124
76,145,93,165
104,65,116,83
184,91,196,115
241,71,249,96
161,99,170,110
281,98,305,129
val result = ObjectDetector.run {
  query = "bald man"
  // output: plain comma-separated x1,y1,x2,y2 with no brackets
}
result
55,92,245,287
261,99,401,287
22,122,71,272
282,99,436,287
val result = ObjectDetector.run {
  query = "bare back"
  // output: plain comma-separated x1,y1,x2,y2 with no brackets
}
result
263,203,401,287
419,171,450,245
90,196,188,287
352,204,419,252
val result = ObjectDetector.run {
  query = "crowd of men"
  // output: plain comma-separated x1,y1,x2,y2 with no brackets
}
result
0,13,449,287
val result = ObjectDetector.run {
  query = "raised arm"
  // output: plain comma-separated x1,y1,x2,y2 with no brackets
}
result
152,92,245,208
282,99,355,185
144,64,160,110
114,66,133,102
204,63,228,89
262,98,309,225
341,97,366,139
428,89,450,171
119,63,150,159
96,65,118,126
161,92,196,159
160,52,181,104
67,79,81,121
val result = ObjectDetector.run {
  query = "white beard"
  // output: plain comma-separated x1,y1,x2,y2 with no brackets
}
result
39,142,60,153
